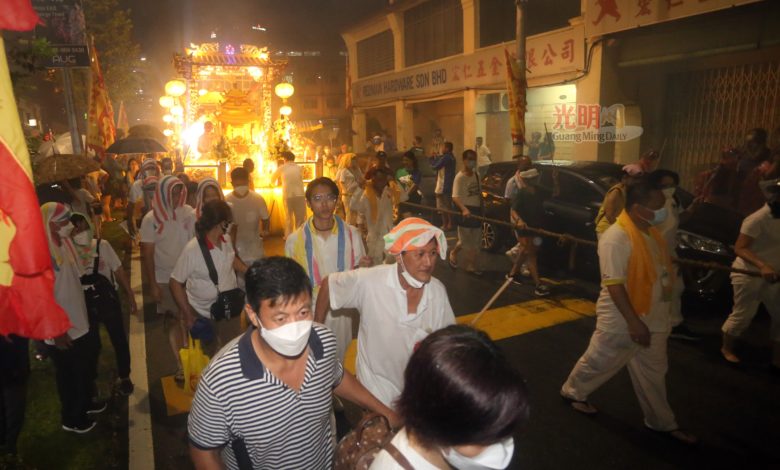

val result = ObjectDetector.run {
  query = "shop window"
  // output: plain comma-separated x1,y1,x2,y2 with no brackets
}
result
404,0,463,67
357,30,394,78
303,98,318,109
479,0,581,47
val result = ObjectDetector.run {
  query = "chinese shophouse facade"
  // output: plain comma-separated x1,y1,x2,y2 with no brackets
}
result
343,0,779,188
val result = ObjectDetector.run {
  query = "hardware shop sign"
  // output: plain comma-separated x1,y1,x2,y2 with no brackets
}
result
352,25,584,106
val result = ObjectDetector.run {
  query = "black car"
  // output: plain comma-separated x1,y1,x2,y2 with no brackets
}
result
479,160,742,301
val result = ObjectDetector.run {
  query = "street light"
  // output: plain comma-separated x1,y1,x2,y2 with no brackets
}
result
159,96,174,108
165,79,187,97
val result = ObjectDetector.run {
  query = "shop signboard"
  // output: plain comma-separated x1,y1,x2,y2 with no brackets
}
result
585,0,761,38
31,0,89,68
352,25,585,107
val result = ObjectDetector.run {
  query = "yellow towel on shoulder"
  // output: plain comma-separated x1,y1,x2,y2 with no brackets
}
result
615,211,672,316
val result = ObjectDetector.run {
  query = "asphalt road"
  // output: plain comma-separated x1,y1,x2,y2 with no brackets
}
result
140,238,780,469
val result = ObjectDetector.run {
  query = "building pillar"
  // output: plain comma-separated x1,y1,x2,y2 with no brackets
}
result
462,0,477,54
352,110,367,153
395,101,414,151
463,89,478,153
387,12,405,71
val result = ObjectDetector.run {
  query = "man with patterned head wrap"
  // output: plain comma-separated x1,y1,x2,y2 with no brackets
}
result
139,175,195,382
41,202,102,434
126,157,160,238
314,217,455,408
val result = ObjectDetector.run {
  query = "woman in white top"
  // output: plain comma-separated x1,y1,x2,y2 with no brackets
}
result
170,200,248,353
370,325,529,470
336,153,364,225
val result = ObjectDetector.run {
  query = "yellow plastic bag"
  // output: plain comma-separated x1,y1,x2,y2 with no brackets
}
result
179,335,210,393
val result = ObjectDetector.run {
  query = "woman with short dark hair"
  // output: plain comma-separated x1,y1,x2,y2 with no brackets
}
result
371,325,529,469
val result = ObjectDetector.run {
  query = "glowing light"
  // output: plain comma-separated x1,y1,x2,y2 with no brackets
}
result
274,82,294,99
248,67,262,80
170,105,184,117
259,52,269,60
162,114,173,123
198,89,208,96
279,105,292,116
182,122,206,158
163,129,174,137
27,118,37,127
164,79,187,97
159,96,174,108
225,44,235,55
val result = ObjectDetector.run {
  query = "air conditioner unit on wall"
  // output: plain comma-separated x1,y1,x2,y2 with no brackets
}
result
499,93,510,112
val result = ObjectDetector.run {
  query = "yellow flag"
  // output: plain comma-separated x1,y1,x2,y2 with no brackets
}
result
86,36,116,156
504,49,527,147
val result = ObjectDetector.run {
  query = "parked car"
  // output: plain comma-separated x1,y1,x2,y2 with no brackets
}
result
479,160,743,302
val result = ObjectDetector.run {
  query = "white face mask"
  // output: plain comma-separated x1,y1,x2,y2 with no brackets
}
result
442,438,515,470
260,320,313,357
398,255,425,289
233,186,249,196
72,231,91,246
57,222,74,238
661,187,675,199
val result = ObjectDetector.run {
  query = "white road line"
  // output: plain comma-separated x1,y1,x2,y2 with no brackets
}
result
128,247,154,469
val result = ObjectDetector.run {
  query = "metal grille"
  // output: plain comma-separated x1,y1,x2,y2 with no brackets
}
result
665,61,780,190
357,30,394,78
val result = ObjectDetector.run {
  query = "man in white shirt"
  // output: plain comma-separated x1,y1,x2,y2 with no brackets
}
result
139,176,195,380
560,181,697,445
272,151,307,238
721,178,780,369
314,218,455,408
351,167,407,265
286,177,370,360
475,136,492,179
226,167,270,288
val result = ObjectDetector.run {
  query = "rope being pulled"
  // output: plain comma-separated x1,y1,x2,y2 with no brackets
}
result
399,201,762,277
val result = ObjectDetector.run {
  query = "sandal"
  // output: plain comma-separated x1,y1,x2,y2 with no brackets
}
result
645,427,698,446
561,394,598,415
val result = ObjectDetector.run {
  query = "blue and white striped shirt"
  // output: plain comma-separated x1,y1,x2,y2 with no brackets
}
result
188,324,344,469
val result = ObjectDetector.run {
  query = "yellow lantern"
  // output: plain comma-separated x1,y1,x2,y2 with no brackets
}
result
159,96,174,108
279,105,292,117
165,79,187,97
163,129,174,137
248,67,262,80
198,89,208,96
162,114,173,123
170,105,184,117
274,82,294,99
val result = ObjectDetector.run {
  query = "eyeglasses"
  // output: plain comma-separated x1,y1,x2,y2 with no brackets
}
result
310,194,338,203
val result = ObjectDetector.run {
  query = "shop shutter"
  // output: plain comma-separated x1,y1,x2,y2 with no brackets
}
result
665,60,780,189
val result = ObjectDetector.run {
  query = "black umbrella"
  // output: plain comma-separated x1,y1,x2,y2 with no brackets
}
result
107,138,167,155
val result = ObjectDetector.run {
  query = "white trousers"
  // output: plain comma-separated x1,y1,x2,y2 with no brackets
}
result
324,308,358,362
284,196,307,237
561,329,678,431
722,275,780,341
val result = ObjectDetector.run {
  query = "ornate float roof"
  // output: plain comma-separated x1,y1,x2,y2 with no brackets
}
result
174,43,288,70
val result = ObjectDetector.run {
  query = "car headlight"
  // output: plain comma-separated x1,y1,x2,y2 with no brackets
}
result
676,230,729,256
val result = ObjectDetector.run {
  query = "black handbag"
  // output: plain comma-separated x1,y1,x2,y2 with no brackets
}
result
80,239,121,325
197,237,245,321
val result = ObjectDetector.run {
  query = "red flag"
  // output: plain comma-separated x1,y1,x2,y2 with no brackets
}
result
0,36,71,339
0,0,41,31
86,36,116,157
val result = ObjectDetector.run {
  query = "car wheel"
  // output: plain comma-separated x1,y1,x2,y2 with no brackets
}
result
481,222,501,252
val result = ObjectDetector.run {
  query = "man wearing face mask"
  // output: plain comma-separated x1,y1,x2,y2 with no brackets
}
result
450,149,483,275
314,218,456,408
41,203,102,434
721,178,780,371
188,257,399,469
560,181,697,445
226,168,270,289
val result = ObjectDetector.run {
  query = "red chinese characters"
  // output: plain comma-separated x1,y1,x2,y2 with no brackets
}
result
553,104,577,130
541,44,557,66
561,39,575,63
636,0,652,16
577,105,601,129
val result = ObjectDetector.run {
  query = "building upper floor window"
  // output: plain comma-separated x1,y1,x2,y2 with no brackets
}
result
404,0,463,67
357,30,395,78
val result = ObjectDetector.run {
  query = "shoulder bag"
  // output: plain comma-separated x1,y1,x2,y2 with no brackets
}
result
196,237,245,321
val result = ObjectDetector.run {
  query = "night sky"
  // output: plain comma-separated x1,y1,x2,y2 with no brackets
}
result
126,0,387,92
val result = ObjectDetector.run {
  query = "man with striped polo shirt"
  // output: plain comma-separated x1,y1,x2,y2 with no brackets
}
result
188,257,398,469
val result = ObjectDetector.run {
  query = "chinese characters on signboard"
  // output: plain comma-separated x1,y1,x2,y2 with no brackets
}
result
31,0,90,68
352,25,585,106
585,0,761,38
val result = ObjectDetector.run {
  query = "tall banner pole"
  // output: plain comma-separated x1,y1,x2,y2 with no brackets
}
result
513,0,527,157
62,67,84,155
